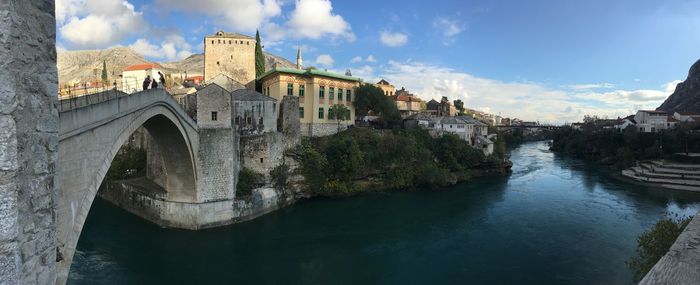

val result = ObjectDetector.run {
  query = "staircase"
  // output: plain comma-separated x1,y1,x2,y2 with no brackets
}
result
622,160,700,192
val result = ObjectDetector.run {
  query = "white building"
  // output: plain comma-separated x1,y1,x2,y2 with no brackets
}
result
428,116,495,155
634,110,669,133
673,112,700,123
121,63,164,93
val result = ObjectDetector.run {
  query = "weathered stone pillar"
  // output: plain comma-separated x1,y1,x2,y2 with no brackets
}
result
0,0,59,284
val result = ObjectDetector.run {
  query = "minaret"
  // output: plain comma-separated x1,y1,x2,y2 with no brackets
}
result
296,47,302,69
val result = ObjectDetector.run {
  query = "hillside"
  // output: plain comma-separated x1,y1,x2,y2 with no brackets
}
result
658,59,700,113
58,47,295,84
57,47,149,84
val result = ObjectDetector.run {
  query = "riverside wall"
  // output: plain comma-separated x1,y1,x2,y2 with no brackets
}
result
638,211,700,285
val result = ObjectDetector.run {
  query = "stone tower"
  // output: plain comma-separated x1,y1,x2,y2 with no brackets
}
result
296,47,302,69
203,31,256,86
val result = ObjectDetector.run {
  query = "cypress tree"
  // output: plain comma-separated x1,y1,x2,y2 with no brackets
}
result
101,60,108,85
255,30,265,77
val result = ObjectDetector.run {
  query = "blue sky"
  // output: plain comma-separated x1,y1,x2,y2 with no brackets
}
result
56,0,700,123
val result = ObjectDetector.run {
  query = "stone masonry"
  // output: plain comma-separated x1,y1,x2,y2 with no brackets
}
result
0,1,59,284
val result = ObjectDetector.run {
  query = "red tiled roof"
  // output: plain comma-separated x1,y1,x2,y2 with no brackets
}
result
124,63,160,72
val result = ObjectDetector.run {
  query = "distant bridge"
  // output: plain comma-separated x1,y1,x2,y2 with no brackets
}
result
55,89,201,283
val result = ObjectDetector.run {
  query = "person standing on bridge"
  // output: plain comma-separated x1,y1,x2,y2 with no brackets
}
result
151,77,158,89
143,75,152,91
158,71,166,89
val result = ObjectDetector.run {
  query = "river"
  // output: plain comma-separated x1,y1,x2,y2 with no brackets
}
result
68,141,700,284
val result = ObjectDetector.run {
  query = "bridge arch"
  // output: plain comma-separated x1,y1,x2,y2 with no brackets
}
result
55,90,200,283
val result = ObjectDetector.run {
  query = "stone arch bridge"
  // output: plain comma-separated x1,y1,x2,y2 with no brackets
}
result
55,89,208,283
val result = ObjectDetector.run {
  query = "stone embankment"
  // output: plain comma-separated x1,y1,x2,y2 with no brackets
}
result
622,161,700,192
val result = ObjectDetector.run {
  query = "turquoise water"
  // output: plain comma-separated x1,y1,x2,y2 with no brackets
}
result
69,141,700,284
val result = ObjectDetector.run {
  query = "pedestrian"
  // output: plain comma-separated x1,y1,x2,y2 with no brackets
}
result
158,71,166,88
142,75,151,91
151,77,158,89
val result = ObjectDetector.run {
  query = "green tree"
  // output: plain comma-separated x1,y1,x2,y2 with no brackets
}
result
454,99,465,114
353,84,401,126
101,60,108,86
627,218,691,282
236,167,263,197
255,30,265,78
330,104,351,131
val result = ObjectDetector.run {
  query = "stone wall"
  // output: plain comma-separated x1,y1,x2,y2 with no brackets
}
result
0,1,58,284
240,132,297,179
197,128,237,201
278,96,301,137
301,122,347,137
203,34,255,86
639,211,700,285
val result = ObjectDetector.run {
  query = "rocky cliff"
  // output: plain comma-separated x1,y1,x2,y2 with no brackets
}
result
58,47,295,84
658,59,700,113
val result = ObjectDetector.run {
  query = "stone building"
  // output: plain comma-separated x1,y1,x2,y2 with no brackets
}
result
258,67,362,137
203,31,256,87
375,79,396,96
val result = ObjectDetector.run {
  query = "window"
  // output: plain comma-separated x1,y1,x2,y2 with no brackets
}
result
329,87,335,100
319,86,325,99
217,61,220,65
235,116,241,125
266,86,270,95
211,40,214,44
229,40,231,44
338,89,343,101
287,83,293,95
346,89,351,101
211,111,218,121
260,158,264,163
259,117,263,124
318,108,324,119
329,108,335,120
218,39,221,44
247,117,252,125
299,107,304,118
299,84,305,97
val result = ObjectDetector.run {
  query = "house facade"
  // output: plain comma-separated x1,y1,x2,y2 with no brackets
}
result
121,63,163,93
258,67,361,137
392,87,423,117
634,110,670,132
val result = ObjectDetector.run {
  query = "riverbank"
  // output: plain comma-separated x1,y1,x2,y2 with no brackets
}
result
287,128,512,198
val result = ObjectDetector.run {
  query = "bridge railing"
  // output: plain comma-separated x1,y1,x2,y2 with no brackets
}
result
57,78,168,112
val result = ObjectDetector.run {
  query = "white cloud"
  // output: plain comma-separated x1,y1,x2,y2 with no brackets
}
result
156,0,282,33
57,0,145,48
380,31,408,47
350,55,377,63
432,17,465,45
314,54,334,67
378,60,677,124
567,83,615,90
664,80,682,93
128,35,193,61
286,0,355,41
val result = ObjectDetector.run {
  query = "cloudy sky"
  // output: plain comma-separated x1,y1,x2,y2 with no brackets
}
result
56,0,700,123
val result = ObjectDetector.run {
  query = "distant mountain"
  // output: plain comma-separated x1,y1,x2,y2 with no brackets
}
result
57,46,149,84
658,59,700,113
58,47,295,84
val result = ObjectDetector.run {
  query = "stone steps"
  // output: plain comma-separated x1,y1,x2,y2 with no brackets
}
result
622,161,700,193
